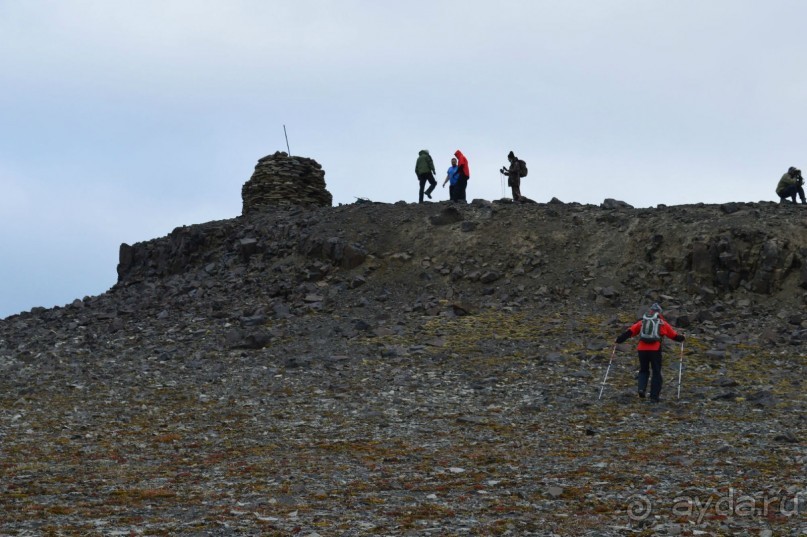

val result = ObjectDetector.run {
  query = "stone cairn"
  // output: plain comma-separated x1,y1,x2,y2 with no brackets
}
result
241,152,333,214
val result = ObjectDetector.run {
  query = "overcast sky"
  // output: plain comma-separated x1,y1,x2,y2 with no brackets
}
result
2,1,806,318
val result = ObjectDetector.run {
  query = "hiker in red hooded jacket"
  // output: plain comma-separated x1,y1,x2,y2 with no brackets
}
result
454,150,470,202
615,303,685,403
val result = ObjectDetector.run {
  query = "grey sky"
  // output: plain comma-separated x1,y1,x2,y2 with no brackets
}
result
2,1,805,318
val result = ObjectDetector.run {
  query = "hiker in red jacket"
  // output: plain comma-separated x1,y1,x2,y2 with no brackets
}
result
454,150,470,202
615,303,685,403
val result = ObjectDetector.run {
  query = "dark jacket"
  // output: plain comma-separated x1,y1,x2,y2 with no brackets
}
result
777,171,802,195
505,157,522,182
415,150,435,176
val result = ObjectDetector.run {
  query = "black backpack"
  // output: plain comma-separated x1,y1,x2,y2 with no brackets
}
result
518,159,528,177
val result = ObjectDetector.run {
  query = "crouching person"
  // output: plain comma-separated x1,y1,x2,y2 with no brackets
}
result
776,166,806,204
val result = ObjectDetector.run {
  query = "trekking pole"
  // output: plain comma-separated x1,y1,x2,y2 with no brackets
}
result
676,341,684,399
598,344,617,400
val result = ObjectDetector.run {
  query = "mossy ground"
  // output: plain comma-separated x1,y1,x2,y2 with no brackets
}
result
2,308,804,535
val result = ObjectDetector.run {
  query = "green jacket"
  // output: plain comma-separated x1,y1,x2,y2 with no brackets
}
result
415,150,435,176
777,172,800,194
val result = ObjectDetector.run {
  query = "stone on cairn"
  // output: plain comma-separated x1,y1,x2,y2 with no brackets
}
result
241,152,333,214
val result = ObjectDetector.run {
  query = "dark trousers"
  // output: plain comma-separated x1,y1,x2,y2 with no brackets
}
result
448,184,458,202
778,184,806,203
455,177,468,202
637,350,663,400
418,173,436,203
509,176,522,201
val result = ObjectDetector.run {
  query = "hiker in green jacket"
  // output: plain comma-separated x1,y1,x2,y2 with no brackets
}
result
776,167,806,204
415,149,437,203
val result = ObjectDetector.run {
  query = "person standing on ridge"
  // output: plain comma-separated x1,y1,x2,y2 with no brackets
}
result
776,166,806,204
442,157,460,202
500,150,525,201
454,149,470,202
614,303,685,403
415,149,437,203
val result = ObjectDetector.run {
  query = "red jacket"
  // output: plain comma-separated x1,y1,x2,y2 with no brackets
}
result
625,317,681,351
454,150,470,179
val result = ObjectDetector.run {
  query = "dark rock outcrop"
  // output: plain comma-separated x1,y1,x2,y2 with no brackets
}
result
3,195,807,536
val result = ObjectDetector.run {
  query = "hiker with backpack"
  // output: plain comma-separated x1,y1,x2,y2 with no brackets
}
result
442,157,461,202
415,149,437,203
454,150,470,202
776,166,806,204
614,303,685,403
500,151,527,202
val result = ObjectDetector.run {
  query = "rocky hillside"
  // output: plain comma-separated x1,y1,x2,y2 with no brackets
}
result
1,199,805,536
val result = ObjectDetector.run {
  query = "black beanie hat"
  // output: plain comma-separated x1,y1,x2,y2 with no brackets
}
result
507,151,515,160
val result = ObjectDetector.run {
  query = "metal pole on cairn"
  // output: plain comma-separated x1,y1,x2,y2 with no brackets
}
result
598,344,617,400
677,341,684,399
283,125,291,155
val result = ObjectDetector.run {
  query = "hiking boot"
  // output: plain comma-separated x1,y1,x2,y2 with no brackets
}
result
638,391,646,399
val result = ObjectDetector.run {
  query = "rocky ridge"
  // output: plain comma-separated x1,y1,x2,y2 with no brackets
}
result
1,198,806,536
